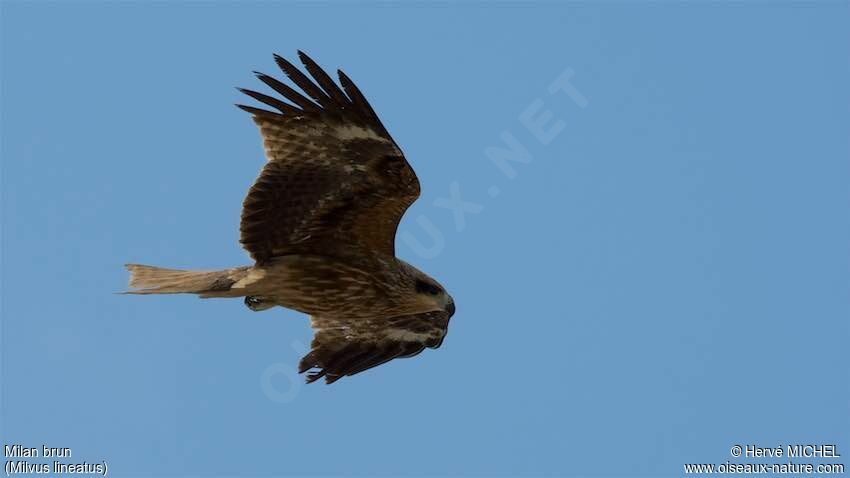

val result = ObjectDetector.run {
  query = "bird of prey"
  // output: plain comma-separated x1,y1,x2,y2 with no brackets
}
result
125,51,455,384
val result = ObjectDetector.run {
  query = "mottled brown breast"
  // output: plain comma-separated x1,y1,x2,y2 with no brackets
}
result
251,254,414,319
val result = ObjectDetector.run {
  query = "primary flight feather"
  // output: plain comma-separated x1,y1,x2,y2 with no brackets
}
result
125,51,455,384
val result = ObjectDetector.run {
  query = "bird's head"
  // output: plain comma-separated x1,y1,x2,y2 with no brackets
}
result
414,276,455,318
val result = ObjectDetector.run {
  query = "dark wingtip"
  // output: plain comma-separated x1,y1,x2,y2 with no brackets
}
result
296,50,315,69
254,71,274,83
298,354,313,374
235,104,282,119
304,369,326,384
272,53,291,69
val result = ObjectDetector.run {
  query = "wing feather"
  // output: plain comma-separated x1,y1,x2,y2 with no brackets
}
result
254,72,321,112
273,53,335,111
297,50,352,109
237,52,420,262
337,69,391,138
299,312,451,384
237,88,301,115
235,104,283,120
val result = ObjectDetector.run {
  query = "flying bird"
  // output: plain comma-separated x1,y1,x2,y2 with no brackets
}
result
125,51,455,384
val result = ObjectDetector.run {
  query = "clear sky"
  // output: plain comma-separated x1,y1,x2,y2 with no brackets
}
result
2,2,848,476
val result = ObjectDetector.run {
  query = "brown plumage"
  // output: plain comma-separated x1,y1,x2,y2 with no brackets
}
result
125,51,455,384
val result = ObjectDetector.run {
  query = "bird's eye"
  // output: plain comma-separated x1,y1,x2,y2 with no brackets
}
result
415,279,441,296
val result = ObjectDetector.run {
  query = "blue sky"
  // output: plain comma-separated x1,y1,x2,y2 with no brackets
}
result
2,2,848,476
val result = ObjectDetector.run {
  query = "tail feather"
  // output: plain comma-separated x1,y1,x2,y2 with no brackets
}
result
124,264,250,296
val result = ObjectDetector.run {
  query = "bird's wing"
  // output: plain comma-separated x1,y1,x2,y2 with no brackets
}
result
299,312,452,384
237,51,420,263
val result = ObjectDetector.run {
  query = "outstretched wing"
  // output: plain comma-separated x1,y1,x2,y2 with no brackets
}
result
299,312,452,384
237,51,420,263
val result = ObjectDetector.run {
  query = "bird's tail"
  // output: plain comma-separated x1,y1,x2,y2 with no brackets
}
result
124,264,252,297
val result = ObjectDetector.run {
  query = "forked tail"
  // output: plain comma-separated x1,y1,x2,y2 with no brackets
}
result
124,264,251,297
